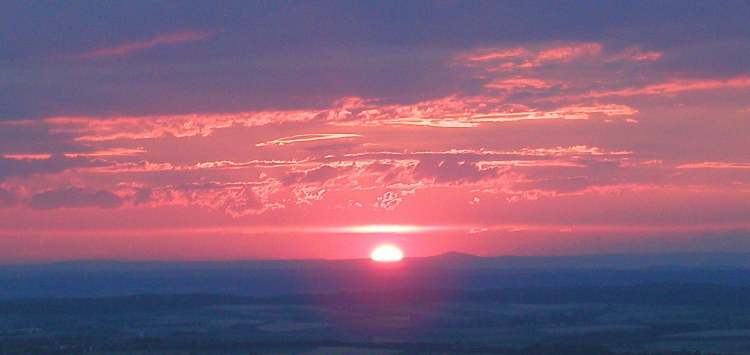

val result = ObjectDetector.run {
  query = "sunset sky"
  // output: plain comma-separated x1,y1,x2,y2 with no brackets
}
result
1,1,750,261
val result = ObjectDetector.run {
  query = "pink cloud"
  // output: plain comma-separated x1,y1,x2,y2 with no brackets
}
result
128,181,282,217
2,154,53,160
82,161,177,174
535,43,602,63
457,42,604,72
461,48,530,63
458,43,660,74
83,158,307,174
484,77,553,91
607,46,663,62
676,162,750,169
256,133,361,147
577,76,750,98
73,30,214,59
413,157,500,183
5,149,145,160
41,97,639,143
282,165,345,185
374,191,404,210
343,146,632,160
44,109,325,141
329,97,638,128
45,143,654,218
62,147,147,158
512,146,633,157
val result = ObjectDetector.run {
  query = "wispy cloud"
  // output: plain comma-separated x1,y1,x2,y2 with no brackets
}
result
676,162,750,169
364,102,639,128
457,42,604,72
73,30,214,59
2,154,53,160
575,76,750,99
458,43,661,72
44,109,321,141
462,48,530,63
61,147,146,158
606,46,663,62
256,133,361,147
484,77,553,91
41,97,639,143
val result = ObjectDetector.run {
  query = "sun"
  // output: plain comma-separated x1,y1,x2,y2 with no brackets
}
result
370,244,404,262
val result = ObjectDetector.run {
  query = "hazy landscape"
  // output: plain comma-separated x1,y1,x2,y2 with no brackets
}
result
3,253,750,354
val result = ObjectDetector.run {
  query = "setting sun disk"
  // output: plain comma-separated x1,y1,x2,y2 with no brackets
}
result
370,245,404,262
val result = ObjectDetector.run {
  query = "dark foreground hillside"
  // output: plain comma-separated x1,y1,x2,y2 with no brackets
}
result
1,284,748,354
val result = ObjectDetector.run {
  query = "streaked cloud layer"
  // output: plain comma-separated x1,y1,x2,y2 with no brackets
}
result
71,30,214,59
1,1,749,261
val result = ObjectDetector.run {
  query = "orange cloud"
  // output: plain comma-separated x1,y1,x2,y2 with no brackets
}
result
73,30,214,59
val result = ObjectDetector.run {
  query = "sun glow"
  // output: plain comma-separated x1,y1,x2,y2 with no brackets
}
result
370,245,404,262
345,225,423,234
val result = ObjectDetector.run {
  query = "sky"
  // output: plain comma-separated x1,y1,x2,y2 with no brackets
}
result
1,1,750,261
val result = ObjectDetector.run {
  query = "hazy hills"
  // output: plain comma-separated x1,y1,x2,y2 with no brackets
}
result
5,251,750,271
1,252,750,300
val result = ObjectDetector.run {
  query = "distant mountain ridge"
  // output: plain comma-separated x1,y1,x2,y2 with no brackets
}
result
413,252,750,270
3,251,750,271
2,252,750,300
